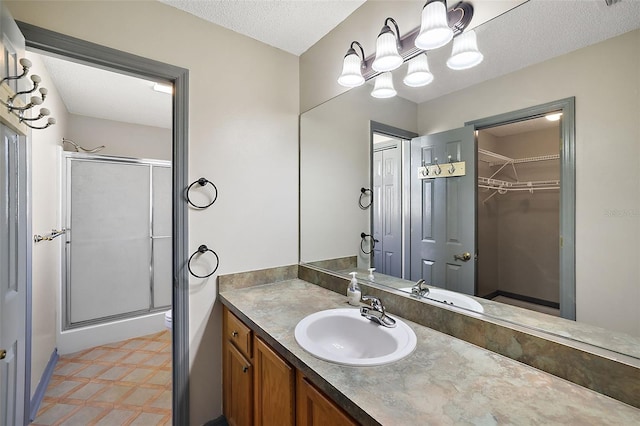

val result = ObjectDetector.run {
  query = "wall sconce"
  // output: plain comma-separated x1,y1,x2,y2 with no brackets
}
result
403,53,434,87
0,57,56,131
338,41,367,88
372,18,403,72
446,29,483,70
415,0,453,51
371,72,397,98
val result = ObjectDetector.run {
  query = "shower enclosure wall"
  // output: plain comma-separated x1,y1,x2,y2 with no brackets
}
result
59,152,171,352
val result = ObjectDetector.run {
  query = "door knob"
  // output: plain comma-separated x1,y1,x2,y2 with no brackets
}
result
454,252,472,262
0,349,6,360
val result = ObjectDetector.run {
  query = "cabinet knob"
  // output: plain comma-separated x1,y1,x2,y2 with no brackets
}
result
242,366,249,373
231,331,238,337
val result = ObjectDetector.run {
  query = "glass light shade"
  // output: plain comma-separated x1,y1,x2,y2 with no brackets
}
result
337,51,365,87
371,72,397,98
415,1,454,51
446,30,484,70
372,31,403,72
403,54,434,87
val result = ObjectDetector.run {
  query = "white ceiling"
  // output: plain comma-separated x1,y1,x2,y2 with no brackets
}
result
37,0,640,129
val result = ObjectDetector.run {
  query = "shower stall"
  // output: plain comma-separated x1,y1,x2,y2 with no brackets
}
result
59,152,171,352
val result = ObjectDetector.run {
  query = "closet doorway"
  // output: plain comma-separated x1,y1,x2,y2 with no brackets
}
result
477,116,561,316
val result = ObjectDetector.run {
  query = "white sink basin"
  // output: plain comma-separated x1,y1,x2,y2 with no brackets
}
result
401,287,484,312
294,308,416,366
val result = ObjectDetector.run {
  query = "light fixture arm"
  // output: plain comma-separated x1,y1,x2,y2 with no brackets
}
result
383,17,402,49
349,41,366,69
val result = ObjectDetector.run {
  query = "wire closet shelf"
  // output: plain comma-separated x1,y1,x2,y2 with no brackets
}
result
478,148,560,203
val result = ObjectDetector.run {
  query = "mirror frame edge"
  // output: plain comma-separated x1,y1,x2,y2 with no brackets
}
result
16,21,191,425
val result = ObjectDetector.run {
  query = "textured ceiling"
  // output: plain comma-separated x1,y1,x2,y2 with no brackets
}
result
158,0,366,56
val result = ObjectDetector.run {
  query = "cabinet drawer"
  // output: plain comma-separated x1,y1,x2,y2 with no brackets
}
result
224,307,252,359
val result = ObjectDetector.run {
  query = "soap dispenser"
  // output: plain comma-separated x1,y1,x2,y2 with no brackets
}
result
367,268,375,281
347,272,361,305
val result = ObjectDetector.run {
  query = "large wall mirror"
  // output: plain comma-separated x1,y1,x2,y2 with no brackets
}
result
300,2,640,361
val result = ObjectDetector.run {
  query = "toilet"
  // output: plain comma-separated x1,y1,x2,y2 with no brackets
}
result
164,309,172,331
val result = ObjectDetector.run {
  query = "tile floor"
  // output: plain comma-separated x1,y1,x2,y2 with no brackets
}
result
32,330,172,426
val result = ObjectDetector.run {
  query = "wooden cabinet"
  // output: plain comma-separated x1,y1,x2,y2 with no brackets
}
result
254,336,295,426
223,306,358,426
223,307,253,426
224,341,253,426
296,371,358,426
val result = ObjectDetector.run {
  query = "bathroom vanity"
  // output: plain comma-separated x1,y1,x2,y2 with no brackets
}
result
218,268,640,425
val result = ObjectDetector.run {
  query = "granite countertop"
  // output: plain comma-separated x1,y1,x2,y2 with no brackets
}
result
219,279,640,425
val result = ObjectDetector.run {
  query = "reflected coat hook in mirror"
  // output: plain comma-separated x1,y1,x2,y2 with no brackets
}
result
62,137,105,153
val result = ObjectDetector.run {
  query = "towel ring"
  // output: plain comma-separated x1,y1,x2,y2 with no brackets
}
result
360,232,378,255
359,187,373,209
188,244,219,278
186,177,218,209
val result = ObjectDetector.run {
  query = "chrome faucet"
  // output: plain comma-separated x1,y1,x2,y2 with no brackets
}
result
411,279,430,299
360,295,396,328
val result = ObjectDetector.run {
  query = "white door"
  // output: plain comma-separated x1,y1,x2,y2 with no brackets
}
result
0,5,29,424
1,126,28,426
373,144,402,278
410,126,476,295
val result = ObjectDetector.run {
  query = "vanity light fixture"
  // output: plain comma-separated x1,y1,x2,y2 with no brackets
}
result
371,72,397,99
415,0,453,51
372,18,403,73
545,112,563,121
338,41,367,88
446,29,483,70
403,53,434,87
336,1,481,96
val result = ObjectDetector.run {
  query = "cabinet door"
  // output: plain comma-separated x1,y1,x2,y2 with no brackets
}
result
254,336,295,426
296,371,358,426
224,341,253,426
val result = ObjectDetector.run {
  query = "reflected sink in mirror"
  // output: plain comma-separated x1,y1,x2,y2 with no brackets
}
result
294,308,417,366
400,287,484,312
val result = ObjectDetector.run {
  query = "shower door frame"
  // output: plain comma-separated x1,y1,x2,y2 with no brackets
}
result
61,152,172,330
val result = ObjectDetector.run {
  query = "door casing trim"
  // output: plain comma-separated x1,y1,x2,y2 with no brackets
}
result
16,22,191,424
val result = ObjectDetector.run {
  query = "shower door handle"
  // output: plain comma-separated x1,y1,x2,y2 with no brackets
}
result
454,252,472,262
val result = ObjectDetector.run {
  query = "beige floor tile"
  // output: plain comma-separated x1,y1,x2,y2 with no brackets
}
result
93,408,138,425
98,365,132,381
72,363,110,379
92,384,134,403
129,411,167,426
32,403,79,425
146,369,171,386
66,382,107,401
44,380,84,398
97,349,130,363
122,387,162,406
149,390,172,410
121,352,152,365
121,367,155,384
54,362,86,376
141,353,171,368
79,348,110,361
58,405,106,425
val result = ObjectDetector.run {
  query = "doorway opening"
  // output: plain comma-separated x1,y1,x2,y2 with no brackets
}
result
476,116,561,316
18,22,190,425
468,97,576,320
